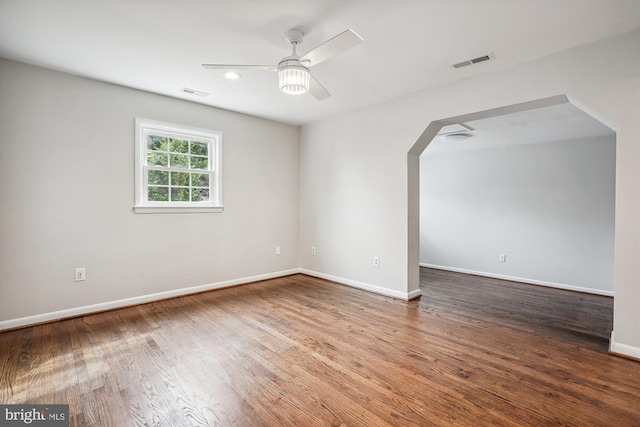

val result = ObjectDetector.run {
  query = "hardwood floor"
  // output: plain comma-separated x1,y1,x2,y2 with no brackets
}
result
1,273,638,426
420,267,614,352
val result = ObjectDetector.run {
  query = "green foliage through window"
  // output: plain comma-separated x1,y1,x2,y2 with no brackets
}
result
145,133,212,203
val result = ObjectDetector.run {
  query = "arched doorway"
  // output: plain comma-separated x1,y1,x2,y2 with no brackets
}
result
408,94,615,348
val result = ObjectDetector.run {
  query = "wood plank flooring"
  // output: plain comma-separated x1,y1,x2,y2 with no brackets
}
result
1,272,638,426
420,267,614,352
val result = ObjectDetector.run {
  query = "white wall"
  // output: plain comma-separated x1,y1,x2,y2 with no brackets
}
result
299,30,639,357
0,58,300,323
298,112,412,297
420,136,616,295
1,30,638,359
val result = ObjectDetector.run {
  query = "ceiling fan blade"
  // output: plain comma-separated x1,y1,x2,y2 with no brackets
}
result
202,64,277,71
299,29,363,67
309,75,330,100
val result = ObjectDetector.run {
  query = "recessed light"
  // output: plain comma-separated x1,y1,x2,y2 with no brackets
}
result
224,71,241,80
444,132,473,141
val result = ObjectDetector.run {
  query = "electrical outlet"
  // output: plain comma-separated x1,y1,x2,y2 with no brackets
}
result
373,256,380,268
275,246,281,255
311,246,316,255
499,254,506,262
75,267,86,281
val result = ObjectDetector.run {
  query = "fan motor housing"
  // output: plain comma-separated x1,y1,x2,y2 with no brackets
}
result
278,58,309,72
285,29,304,45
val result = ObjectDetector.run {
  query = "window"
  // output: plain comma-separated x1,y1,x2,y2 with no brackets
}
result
134,118,223,213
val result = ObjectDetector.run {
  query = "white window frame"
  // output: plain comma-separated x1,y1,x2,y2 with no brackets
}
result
134,118,223,214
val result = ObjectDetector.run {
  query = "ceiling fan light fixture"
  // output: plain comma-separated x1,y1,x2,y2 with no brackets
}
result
203,28,363,100
278,62,310,95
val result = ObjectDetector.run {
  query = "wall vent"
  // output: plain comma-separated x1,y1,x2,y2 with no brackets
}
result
451,52,495,69
180,87,209,97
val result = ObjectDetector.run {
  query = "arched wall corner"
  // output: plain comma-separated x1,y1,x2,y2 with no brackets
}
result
408,121,443,297
406,94,634,360
566,94,618,132
407,94,573,295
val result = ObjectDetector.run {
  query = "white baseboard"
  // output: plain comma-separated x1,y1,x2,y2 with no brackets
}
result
0,269,299,331
420,263,614,297
0,268,422,331
609,332,640,360
299,268,422,301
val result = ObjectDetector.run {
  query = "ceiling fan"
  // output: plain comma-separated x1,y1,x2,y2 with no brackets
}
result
202,28,363,100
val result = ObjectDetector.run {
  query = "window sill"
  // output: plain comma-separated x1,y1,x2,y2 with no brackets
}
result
133,205,224,214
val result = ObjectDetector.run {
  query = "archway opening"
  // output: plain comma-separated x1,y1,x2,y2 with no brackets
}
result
408,94,616,349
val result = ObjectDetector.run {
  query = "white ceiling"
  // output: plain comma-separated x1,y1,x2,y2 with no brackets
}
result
425,102,616,155
1,0,639,126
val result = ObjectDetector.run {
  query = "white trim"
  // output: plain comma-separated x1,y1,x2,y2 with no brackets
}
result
609,332,640,360
133,205,224,214
299,268,422,301
134,117,223,212
420,263,614,297
406,288,423,300
0,269,298,331
0,269,424,331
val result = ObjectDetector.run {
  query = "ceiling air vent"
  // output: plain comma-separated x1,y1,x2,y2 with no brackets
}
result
180,87,209,97
451,52,495,69
437,123,473,135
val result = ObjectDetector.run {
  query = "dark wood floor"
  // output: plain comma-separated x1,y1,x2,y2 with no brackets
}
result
1,272,638,426
420,267,614,352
